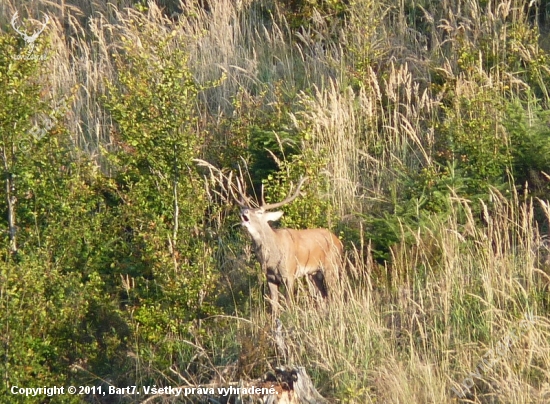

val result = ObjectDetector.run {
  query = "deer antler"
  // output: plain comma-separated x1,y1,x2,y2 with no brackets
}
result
228,171,251,209
29,14,49,41
261,177,308,211
10,12,26,37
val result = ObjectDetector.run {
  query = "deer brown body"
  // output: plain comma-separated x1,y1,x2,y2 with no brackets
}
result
234,178,343,312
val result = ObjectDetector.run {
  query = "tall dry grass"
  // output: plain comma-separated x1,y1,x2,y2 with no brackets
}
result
2,0,550,402
276,192,550,402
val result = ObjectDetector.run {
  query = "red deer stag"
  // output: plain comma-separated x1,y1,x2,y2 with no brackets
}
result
231,177,343,312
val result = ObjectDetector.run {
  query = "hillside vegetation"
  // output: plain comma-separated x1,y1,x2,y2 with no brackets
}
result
2,0,550,402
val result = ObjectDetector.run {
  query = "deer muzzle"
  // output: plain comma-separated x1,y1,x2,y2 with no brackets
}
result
240,210,250,225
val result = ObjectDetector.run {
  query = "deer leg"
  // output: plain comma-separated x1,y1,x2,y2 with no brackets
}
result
310,271,328,299
267,281,281,313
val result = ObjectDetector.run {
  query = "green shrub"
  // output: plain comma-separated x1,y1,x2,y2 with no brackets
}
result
505,97,550,195
0,31,127,401
261,149,338,231
103,18,221,373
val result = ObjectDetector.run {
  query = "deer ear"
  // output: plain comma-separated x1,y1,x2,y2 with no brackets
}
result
264,211,284,222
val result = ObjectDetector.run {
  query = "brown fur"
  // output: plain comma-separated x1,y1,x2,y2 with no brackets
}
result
240,207,343,312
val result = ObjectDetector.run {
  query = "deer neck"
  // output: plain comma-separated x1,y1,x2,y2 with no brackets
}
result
247,224,282,266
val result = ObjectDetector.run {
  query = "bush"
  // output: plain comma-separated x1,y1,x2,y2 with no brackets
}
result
0,31,126,401
103,15,222,375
